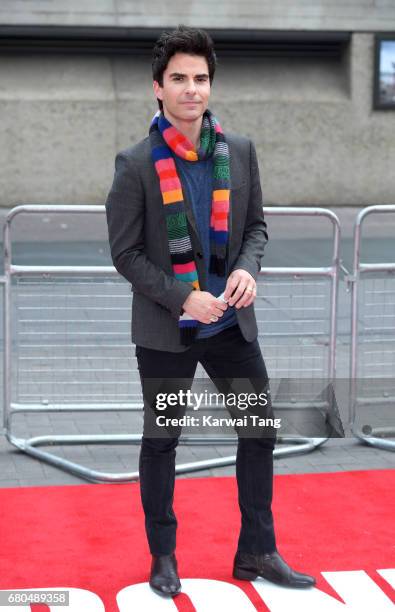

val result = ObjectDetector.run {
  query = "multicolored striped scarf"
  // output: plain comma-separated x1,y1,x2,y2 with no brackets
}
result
149,109,231,345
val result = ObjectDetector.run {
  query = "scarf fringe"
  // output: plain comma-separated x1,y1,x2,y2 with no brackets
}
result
209,255,227,277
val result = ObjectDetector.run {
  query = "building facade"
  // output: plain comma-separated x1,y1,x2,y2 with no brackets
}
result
0,1,394,206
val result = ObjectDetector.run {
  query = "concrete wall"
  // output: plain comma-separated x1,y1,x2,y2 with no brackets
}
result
1,0,395,31
1,32,394,207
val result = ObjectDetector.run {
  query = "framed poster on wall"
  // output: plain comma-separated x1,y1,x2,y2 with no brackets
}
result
374,34,395,109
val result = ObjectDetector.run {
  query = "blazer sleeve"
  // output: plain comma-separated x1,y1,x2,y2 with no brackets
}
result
105,152,194,319
230,140,268,280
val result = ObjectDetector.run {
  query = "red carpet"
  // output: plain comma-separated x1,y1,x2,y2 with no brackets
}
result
0,469,394,611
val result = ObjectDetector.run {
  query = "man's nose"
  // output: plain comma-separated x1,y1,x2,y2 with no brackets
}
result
185,79,197,94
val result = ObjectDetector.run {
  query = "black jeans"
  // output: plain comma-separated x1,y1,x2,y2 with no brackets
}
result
136,324,277,556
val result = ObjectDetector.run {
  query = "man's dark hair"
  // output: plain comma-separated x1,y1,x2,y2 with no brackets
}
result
152,25,217,110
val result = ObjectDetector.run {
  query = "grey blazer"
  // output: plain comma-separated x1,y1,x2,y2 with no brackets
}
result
105,133,268,352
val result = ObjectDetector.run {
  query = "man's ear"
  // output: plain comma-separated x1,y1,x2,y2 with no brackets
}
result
153,80,163,101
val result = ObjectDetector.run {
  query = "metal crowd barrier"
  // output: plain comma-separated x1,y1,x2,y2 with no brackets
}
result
2,205,340,482
256,207,340,457
349,205,395,451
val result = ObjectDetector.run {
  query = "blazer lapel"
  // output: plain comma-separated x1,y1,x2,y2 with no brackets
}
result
228,139,245,252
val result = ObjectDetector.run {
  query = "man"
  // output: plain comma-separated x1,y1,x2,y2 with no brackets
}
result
106,25,316,597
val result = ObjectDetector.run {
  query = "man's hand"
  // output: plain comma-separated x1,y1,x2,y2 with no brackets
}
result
182,291,228,324
224,269,257,308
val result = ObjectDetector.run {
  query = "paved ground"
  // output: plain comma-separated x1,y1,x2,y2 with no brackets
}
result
0,205,394,487
1,415,395,488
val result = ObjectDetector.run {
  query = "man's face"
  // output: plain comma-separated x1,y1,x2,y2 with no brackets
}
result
153,52,211,124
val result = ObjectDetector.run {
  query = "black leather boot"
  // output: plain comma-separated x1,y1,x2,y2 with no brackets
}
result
149,553,182,596
233,550,316,588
